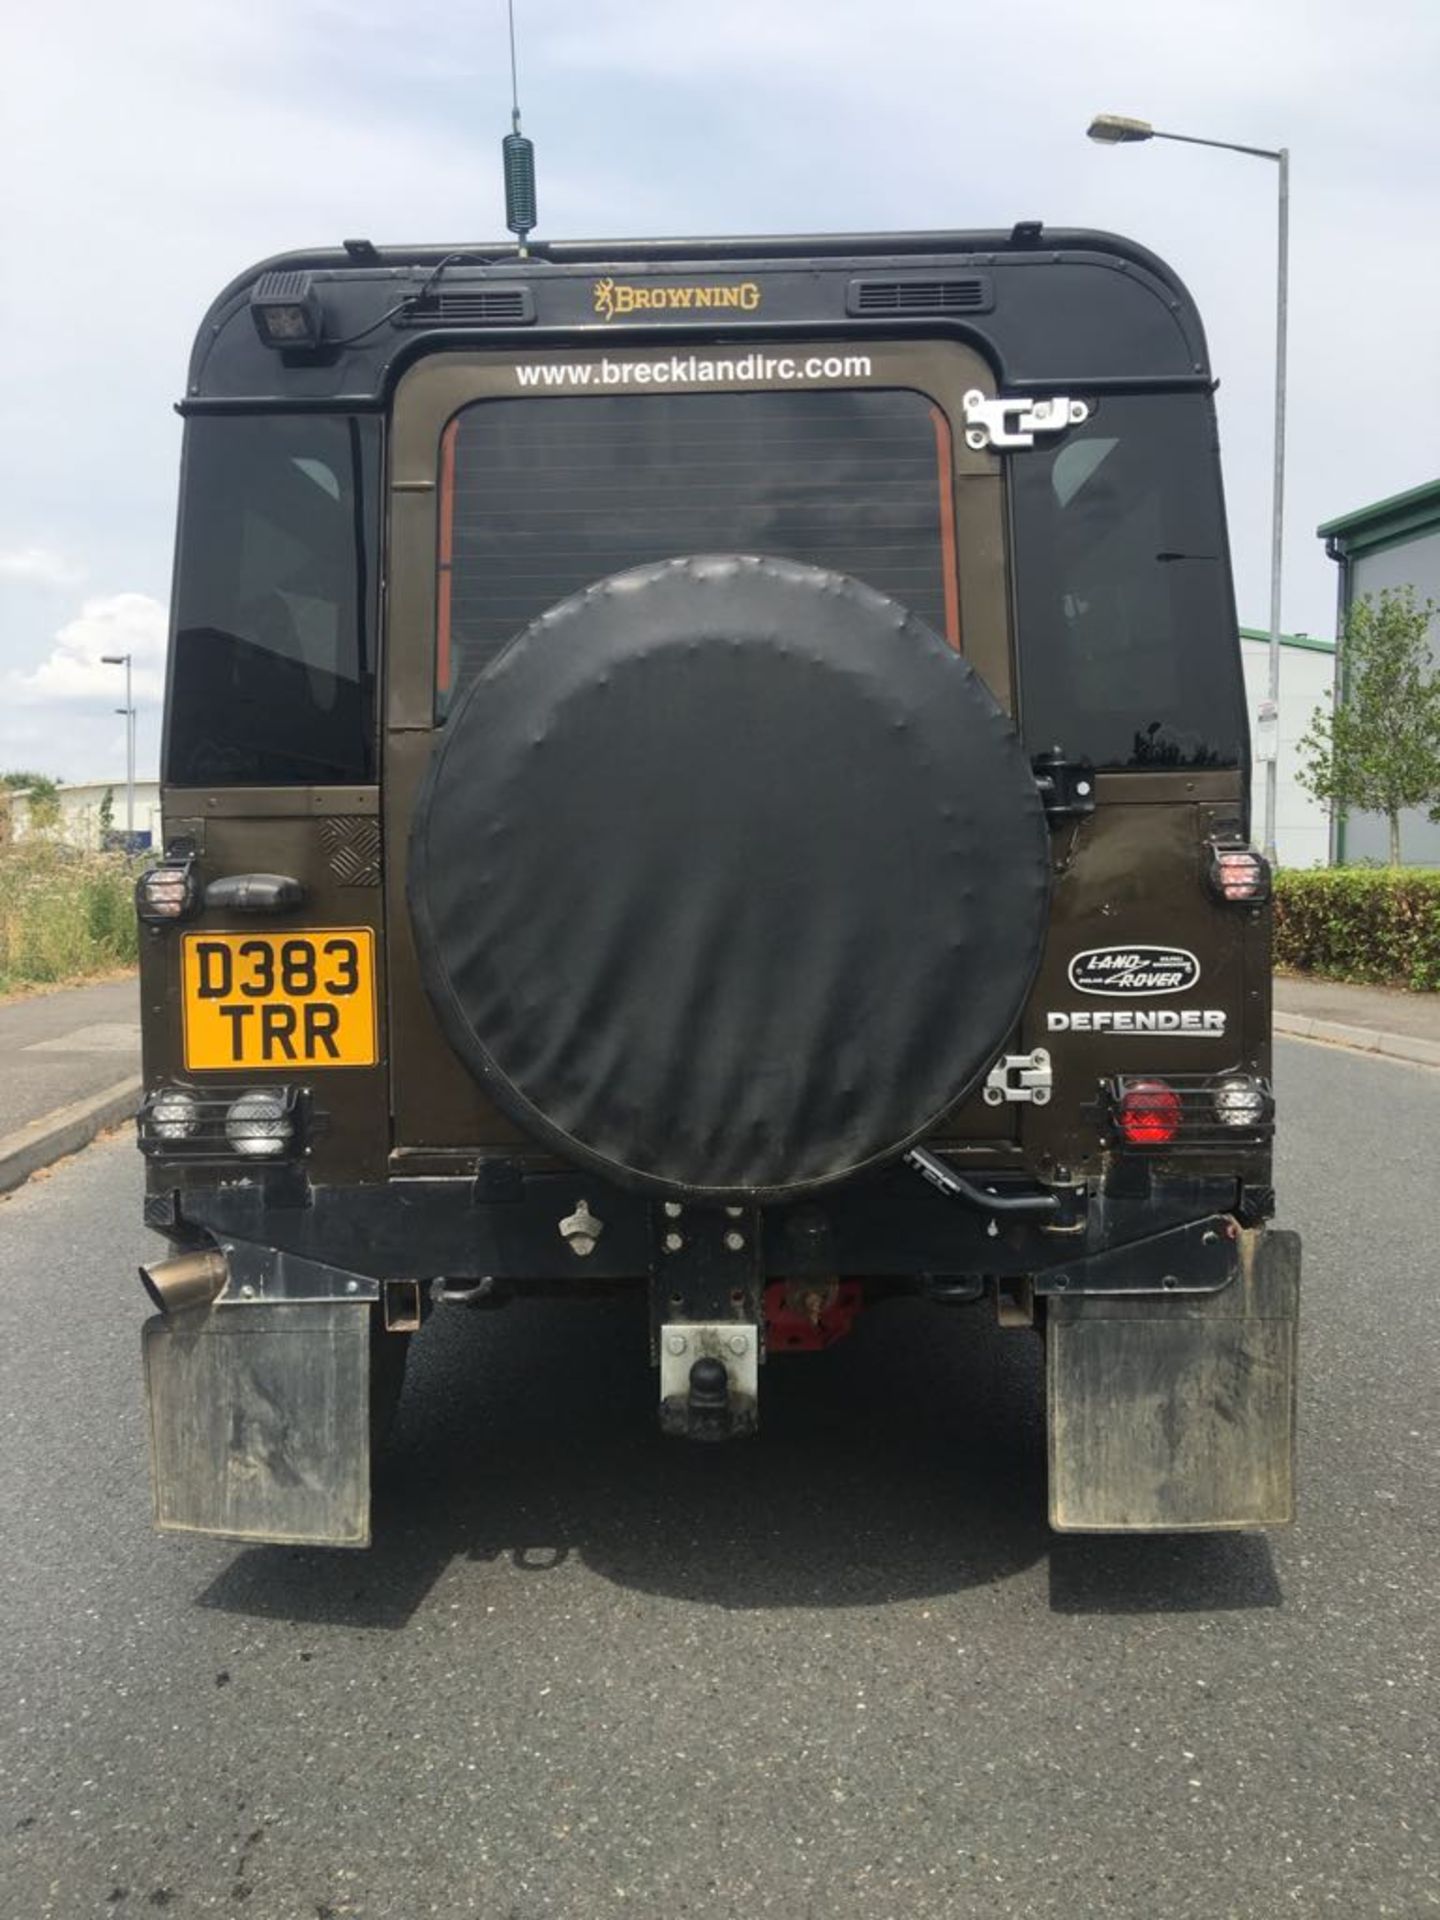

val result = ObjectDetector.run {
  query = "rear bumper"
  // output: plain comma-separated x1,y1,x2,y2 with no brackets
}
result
145,1160,1252,1294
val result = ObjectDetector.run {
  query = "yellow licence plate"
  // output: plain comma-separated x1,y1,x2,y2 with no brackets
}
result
181,929,378,1070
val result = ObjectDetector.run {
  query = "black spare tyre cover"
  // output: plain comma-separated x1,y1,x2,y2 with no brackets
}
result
409,555,1050,1202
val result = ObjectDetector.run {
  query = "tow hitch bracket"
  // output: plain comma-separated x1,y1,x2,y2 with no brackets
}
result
650,1203,764,1440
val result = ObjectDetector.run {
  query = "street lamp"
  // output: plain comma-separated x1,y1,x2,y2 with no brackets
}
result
1087,112,1289,867
100,653,135,846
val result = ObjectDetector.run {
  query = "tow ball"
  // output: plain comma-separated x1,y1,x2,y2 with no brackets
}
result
657,1323,759,1441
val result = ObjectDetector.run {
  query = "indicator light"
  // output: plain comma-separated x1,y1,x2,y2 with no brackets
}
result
1208,842,1270,904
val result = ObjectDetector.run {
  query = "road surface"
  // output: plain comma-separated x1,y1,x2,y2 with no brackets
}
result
2,1039,1436,1918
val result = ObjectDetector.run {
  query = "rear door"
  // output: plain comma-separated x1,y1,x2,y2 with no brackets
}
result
382,340,1024,1166
1003,392,1262,1177
151,412,390,1186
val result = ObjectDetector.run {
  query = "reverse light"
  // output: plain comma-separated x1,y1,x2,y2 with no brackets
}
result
1116,1078,1183,1147
1212,1074,1271,1128
136,858,199,923
249,271,324,350
225,1089,294,1158
149,1088,200,1143
1208,841,1271,904
138,1084,306,1161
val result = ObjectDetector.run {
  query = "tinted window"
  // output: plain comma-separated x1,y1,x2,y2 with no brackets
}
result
439,389,957,708
166,415,378,785
1011,394,1245,769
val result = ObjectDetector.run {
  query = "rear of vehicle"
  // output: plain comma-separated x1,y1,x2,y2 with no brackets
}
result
136,228,1298,1547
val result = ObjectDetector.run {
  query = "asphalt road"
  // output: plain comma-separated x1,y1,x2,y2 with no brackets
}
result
0,976,140,1136
2,1040,1436,1919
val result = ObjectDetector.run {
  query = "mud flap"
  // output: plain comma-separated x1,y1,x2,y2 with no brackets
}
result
142,1301,371,1548
1047,1229,1299,1532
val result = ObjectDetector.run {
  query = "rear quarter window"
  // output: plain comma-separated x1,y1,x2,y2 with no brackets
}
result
165,415,378,786
1010,393,1246,770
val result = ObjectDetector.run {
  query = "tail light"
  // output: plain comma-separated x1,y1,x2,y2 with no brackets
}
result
1115,1078,1183,1147
1109,1073,1274,1149
1208,840,1270,904
136,857,199,923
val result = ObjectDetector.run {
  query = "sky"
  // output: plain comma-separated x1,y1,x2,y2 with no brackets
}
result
3,0,1438,784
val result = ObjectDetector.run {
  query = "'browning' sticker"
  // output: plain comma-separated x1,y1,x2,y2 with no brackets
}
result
593,278,762,321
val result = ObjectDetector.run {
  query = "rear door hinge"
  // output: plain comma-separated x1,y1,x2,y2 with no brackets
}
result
983,1049,1053,1106
1032,747,1096,825
963,390,1090,451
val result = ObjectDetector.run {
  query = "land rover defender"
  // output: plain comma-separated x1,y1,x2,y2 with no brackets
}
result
135,225,1299,1546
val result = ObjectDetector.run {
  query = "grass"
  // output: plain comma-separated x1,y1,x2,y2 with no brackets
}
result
0,840,140,992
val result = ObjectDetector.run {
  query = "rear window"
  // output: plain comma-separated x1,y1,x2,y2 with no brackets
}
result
438,389,958,710
166,415,378,786
1010,393,1246,770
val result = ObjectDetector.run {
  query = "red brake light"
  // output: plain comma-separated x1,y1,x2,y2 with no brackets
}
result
1117,1078,1183,1147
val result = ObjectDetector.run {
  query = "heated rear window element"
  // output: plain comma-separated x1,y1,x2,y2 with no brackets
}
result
1010,393,1246,770
437,389,958,710
166,415,379,786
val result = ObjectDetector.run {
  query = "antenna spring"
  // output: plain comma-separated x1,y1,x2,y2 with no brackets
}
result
503,129,537,246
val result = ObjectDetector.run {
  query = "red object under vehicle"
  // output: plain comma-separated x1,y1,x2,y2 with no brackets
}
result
764,1279,864,1351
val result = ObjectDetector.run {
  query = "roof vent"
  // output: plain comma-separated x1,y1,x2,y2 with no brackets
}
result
399,285,535,327
846,274,993,317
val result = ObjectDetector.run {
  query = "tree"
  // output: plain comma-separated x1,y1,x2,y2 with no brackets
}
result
1297,587,1440,866
98,787,115,842
1,769,61,831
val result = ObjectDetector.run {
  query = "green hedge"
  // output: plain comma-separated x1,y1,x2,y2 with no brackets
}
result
1274,867,1440,992
0,841,139,991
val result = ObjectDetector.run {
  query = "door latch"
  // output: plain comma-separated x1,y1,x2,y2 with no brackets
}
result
983,1049,1053,1106
963,391,1090,451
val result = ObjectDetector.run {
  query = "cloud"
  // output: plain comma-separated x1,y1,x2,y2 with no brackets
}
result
4,0,1440,669
0,547,85,589
9,593,168,706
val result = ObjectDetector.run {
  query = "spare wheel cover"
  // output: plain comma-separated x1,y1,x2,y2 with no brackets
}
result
408,554,1050,1202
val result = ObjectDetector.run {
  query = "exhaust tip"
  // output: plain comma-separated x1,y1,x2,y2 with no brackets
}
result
139,1248,230,1315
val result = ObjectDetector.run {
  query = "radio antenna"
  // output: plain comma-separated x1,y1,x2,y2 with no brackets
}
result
502,0,537,255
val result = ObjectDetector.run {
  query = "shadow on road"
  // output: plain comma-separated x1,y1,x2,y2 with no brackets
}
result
196,1294,1281,1628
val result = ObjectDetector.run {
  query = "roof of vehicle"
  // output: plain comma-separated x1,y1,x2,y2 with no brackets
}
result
183,225,1213,408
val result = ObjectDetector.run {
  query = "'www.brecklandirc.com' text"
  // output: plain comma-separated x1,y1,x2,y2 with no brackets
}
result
513,353,874,390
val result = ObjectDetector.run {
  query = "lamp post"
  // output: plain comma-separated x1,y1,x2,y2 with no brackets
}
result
100,652,135,846
1087,113,1289,867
